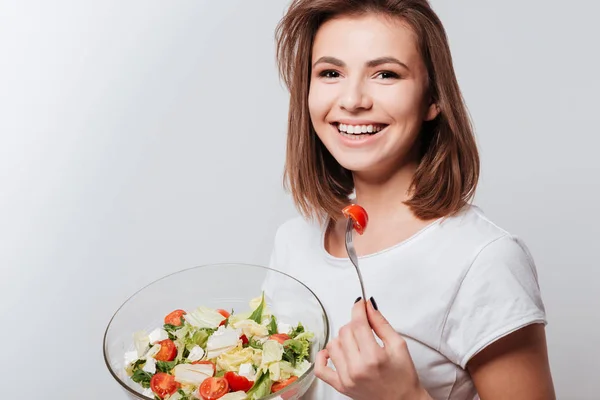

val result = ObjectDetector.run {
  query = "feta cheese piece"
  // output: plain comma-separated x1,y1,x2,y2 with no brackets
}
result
142,357,156,374
238,363,256,381
124,350,139,366
142,388,154,398
187,345,205,362
277,322,292,335
148,328,169,344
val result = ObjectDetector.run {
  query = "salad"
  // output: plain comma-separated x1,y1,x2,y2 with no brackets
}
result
123,293,314,400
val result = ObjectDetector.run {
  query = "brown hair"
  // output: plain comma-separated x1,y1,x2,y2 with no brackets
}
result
275,0,479,222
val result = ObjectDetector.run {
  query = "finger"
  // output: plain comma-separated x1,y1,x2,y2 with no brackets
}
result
338,323,361,365
314,349,343,392
366,297,404,349
351,299,381,354
326,338,352,388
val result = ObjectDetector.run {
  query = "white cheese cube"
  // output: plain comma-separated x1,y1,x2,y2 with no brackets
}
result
142,357,156,374
142,388,154,398
187,345,205,362
148,328,169,344
238,363,256,381
277,322,292,335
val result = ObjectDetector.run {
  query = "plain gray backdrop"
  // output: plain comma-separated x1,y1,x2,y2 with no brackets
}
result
0,0,598,398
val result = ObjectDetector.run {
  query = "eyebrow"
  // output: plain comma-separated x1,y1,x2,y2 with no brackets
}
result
312,56,410,70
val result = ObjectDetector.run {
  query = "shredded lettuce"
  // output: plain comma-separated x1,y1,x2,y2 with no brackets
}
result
283,336,312,364
261,340,284,365
131,369,152,388
184,307,226,329
245,369,272,400
248,293,266,324
289,322,305,339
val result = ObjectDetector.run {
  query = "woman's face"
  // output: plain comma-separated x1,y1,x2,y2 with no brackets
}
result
308,13,439,177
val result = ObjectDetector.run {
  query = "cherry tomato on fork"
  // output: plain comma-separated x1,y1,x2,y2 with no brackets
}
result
199,377,229,400
342,204,369,235
164,309,186,326
154,339,177,361
150,373,179,398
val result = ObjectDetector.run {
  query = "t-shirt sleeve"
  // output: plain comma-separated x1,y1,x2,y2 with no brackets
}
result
439,234,547,368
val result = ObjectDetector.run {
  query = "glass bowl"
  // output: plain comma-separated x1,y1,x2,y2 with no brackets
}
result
103,263,329,400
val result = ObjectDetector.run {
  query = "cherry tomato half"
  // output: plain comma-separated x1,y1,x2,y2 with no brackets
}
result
224,371,253,392
164,309,186,326
271,376,298,393
240,334,249,345
150,372,179,399
342,204,368,235
217,309,230,326
270,333,290,344
199,377,229,400
154,339,177,362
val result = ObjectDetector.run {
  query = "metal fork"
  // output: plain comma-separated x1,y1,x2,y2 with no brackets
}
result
344,218,367,302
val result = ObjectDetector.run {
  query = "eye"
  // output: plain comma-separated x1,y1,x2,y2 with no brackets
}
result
376,71,400,80
319,70,340,79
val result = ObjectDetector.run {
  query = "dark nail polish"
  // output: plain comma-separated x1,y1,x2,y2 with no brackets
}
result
354,296,362,304
370,296,378,310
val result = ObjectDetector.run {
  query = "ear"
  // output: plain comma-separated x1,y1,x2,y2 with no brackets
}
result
424,102,440,121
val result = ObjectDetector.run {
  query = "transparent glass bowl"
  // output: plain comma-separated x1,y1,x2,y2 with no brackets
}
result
103,263,329,400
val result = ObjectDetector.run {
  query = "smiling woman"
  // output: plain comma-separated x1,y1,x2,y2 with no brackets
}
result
267,1,556,400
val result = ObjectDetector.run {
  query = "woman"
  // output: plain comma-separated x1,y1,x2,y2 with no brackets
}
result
268,0,556,399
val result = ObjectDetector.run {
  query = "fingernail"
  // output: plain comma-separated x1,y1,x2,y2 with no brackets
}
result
354,296,362,304
370,296,378,310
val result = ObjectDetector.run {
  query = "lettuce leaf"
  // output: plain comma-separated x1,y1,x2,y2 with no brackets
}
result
245,369,272,399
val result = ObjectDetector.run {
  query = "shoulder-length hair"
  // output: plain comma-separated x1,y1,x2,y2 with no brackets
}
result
275,0,479,222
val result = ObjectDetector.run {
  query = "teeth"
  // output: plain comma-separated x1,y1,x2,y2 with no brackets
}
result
337,124,385,134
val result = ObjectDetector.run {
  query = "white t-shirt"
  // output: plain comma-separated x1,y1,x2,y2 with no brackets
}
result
265,204,547,400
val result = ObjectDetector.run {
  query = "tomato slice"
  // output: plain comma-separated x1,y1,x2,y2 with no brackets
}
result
154,339,177,361
199,377,229,400
216,309,230,326
150,372,179,399
271,376,298,393
224,371,253,392
164,309,186,326
270,333,290,344
191,360,216,375
342,204,368,235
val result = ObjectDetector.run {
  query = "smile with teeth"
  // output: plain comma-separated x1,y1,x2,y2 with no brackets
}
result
336,123,387,138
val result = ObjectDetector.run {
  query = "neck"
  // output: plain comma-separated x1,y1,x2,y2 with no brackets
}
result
352,160,419,223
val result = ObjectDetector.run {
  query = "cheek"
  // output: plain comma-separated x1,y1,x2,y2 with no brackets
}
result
380,84,427,122
308,82,335,122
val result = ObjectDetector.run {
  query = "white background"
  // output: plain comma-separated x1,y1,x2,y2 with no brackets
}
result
1,0,598,398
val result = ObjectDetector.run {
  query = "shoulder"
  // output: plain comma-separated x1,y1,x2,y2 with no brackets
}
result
272,214,324,247
436,204,534,264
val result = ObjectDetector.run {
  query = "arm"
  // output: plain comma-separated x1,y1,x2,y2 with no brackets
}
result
467,324,556,400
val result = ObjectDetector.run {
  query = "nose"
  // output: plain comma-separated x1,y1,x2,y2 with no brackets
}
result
339,79,373,112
